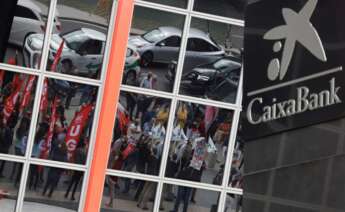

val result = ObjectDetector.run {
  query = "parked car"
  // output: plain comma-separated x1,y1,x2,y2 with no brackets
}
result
9,0,61,46
123,45,141,85
167,56,241,97
128,26,225,69
23,28,106,77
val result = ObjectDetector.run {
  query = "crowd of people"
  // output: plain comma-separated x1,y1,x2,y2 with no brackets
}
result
0,71,96,202
105,93,241,211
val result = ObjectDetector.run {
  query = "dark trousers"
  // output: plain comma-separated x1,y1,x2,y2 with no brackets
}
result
172,186,192,212
65,171,83,199
28,165,39,190
43,168,63,197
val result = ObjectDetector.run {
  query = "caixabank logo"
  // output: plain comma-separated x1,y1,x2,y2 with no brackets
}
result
243,0,345,140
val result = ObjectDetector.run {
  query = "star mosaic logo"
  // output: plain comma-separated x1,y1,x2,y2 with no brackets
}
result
264,0,327,81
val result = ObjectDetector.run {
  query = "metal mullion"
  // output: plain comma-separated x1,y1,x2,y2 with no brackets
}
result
225,187,243,195
0,64,39,76
42,71,101,87
236,66,244,107
120,85,174,100
191,11,244,27
106,169,161,183
177,94,241,111
79,1,119,211
15,1,58,211
0,154,26,163
29,158,86,172
152,0,194,210
134,0,189,16
161,177,222,192
153,97,178,212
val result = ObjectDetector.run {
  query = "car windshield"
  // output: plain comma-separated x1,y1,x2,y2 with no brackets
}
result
141,29,165,43
213,59,241,71
63,30,89,51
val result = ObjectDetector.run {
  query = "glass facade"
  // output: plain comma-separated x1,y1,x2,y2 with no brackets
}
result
0,0,244,211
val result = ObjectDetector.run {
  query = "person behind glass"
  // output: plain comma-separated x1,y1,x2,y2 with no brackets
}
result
28,122,48,191
65,139,87,201
140,72,153,89
137,137,164,210
122,119,141,194
42,132,67,197
0,113,15,177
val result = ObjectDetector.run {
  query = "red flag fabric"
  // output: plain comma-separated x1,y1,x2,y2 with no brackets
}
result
51,40,64,72
3,85,21,124
20,75,35,112
0,70,4,88
65,104,93,160
40,79,49,111
117,103,129,135
40,97,59,159
11,74,22,90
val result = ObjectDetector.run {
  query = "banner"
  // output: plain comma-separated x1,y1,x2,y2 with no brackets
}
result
40,97,59,159
0,70,4,88
190,137,207,171
20,75,35,112
65,104,93,160
51,40,64,72
3,84,21,124
39,79,48,111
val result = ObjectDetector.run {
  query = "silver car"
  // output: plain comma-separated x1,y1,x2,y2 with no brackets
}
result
9,0,61,46
128,26,225,70
24,28,105,77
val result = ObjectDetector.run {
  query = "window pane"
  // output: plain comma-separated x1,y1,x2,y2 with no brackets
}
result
108,91,171,176
101,175,157,211
142,0,188,8
23,164,84,211
165,101,235,185
43,0,115,79
193,0,245,20
179,18,243,104
161,184,220,212
0,160,23,212
32,78,97,165
225,193,242,212
0,71,37,157
4,0,50,69
124,6,185,92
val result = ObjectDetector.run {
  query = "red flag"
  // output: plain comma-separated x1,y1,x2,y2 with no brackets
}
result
0,70,5,88
51,40,64,72
65,104,93,160
11,74,22,89
40,79,49,111
20,75,36,112
3,85,21,124
40,97,59,159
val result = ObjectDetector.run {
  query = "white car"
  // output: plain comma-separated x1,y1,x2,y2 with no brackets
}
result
9,0,61,46
23,28,106,77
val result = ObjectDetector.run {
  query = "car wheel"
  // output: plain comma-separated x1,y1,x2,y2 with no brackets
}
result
140,52,153,67
61,60,72,73
124,70,137,85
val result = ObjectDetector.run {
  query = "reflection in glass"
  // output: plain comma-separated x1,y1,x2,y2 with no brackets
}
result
24,165,82,211
108,91,171,177
0,71,37,157
193,0,245,19
26,0,114,79
178,18,243,104
101,176,157,212
165,101,234,187
224,194,242,212
161,184,220,212
33,78,97,165
5,0,52,69
124,6,185,92
229,136,244,189
0,160,22,212
143,0,188,8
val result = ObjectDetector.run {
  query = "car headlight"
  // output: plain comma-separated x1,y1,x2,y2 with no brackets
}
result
197,75,210,81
